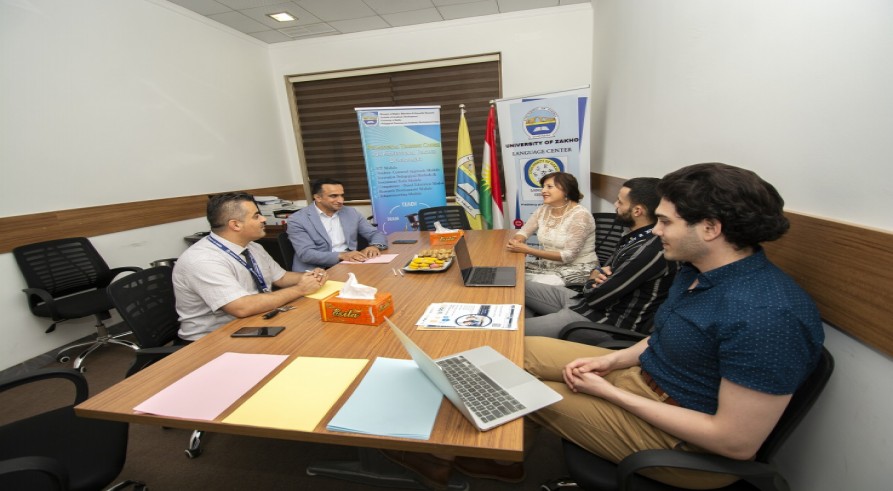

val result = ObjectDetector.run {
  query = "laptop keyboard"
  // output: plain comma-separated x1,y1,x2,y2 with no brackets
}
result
437,356,526,423
469,267,497,284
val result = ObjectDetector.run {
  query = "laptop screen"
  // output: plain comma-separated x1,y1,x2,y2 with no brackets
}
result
453,236,474,280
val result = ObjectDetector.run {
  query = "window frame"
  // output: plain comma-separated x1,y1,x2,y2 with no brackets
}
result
286,54,502,203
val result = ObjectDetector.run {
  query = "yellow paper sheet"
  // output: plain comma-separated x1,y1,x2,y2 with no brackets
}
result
306,281,344,300
223,357,368,431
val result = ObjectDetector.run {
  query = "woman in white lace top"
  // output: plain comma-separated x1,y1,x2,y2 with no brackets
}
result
506,172,598,287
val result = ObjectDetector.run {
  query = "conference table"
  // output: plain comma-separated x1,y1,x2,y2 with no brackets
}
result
76,229,528,486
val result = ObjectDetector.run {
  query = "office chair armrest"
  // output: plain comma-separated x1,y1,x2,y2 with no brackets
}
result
126,345,184,378
0,368,88,404
21,287,55,308
109,266,143,276
102,266,144,286
559,321,648,342
597,340,639,350
617,449,788,491
0,456,69,490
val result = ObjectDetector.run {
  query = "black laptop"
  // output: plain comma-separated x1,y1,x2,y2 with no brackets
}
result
453,236,516,287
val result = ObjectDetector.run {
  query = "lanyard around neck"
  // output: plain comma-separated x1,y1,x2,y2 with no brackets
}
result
207,235,269,293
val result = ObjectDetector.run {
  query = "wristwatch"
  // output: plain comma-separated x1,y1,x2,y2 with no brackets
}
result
370,243,388,251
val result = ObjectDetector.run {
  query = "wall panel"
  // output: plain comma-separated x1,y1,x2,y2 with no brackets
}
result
0,185,303,253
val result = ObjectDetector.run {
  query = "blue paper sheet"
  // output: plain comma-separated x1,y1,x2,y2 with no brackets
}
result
327,357,442,440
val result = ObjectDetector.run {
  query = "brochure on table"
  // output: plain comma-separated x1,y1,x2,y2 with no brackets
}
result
416,303,521,330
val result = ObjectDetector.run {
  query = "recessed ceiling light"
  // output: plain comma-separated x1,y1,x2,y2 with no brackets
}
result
267,12,296,22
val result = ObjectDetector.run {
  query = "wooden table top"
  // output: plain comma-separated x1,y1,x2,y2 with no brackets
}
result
76,229,528,460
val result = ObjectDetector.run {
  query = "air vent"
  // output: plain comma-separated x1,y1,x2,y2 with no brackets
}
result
279,24,337,38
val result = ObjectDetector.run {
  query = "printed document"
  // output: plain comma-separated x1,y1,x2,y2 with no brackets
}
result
416,303,521,330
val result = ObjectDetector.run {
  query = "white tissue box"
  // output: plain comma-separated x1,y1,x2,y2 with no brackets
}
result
319,291,395,326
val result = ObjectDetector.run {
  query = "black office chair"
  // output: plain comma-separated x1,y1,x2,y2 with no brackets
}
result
278,233,296,271
0,368,145,491
417,205,471,231
13,237,143,371
543,348,834,491
107,266,182,378
593,212,626,266
106,266,207,459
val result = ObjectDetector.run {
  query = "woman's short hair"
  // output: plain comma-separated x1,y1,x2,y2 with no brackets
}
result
541,172,583,202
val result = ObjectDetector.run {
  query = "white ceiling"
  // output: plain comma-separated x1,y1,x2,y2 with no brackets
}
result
167,0,590,44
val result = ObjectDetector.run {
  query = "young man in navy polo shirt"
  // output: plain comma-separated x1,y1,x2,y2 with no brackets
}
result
524,163,824,488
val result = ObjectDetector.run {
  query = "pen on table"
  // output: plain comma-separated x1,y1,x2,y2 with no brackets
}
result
397,269,404,277
392,268,398,276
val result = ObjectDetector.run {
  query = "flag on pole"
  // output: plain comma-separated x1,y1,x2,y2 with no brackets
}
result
454,105,483,230
480,103,505,229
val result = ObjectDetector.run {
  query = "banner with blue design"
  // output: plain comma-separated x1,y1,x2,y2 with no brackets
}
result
355,106,448,234
494,88,591,231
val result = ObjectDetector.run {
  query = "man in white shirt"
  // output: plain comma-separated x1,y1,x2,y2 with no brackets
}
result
286,178,388,271
173,192,326,341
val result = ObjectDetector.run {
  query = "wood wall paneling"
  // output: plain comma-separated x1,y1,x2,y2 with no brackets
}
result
5,173,890,358
0,185,304,253
763,213,893,358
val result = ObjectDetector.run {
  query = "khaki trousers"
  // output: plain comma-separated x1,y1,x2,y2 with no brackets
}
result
524,337,738,489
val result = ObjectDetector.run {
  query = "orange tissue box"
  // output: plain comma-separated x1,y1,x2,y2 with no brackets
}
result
429,229,464,246
319,291,395,326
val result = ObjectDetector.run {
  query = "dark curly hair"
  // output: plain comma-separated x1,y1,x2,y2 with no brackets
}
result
657,163,789,249
540,172,583,202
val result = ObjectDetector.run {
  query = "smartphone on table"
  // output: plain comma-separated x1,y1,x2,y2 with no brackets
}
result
231,326,285,337
393,239,418,244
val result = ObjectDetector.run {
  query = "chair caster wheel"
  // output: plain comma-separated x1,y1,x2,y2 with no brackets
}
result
58,355,71,363
185,448,202,459
78,366,87,373
540,478,580,490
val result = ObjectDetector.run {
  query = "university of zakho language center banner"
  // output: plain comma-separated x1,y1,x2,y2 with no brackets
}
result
495,87,591,229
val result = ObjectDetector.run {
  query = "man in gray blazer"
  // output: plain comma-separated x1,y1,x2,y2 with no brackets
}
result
286,178,388,271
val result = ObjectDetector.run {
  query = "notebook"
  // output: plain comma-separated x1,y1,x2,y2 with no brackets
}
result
453,236,516,287
385,317,561,431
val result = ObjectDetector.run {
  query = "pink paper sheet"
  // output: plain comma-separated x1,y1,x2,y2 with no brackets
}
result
341,253,399,264
133,352,288,420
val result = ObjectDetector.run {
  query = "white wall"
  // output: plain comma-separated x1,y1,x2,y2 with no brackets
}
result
2,1,890,487
0,2,593,369
0,0,291,368
267,5,594,185
591,1,893,489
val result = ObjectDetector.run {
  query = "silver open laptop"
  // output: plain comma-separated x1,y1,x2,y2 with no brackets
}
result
453,236,516,287
385,317,561,431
